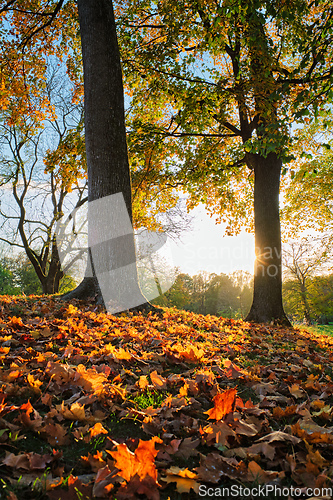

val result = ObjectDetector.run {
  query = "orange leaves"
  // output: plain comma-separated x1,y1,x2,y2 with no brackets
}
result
75,364,108,395
101,437,163,498
150,370,167,390
205,388,237,420
109,437,162,483
2,297,333,497
164,342,205,363
89,423,108,439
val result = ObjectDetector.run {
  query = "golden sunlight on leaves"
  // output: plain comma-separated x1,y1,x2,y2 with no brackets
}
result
0,297,333,497
205,388,237,420
108,436,162,483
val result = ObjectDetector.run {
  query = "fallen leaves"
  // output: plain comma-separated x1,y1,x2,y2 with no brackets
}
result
205,388,237,420
0,296,333,498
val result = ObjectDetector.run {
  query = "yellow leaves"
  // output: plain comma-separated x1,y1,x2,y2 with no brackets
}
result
205,388,237,421
75,364,108,395
60,401,86,421
165,342,205,363
104,344,132,361
27,374,43,393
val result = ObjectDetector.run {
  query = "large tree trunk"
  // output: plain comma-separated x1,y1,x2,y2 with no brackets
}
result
245,153,291,326
63,0,148,312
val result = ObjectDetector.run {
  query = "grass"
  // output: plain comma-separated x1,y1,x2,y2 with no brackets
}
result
299,323,333,337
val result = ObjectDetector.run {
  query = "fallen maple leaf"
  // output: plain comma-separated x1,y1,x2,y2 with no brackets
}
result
289,383,304,398
89,422,108,439
205,388,237,420
256,431,301,445
108,436,162,483
60,401,86,421
247,460,282,483
174,438,200,459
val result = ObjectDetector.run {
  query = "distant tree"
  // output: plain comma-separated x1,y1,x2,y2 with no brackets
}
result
310,274,333,323
153,272,193,309
0,63,87,295
283,237,332,325
157,269,253,318
0,261,16,295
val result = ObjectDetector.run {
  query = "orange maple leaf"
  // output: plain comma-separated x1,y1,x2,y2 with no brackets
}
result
205,388,237,420
108,436,162,483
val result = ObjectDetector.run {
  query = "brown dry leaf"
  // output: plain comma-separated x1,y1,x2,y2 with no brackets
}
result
205,388,237,421
42,423,70,446
224,359,245,379
305,374,321,391
248,442,276,460
306,444,329,467
289,384,304,399
256,431,301,445
118,474,161,500
174,438,200,459
202,421,236,446
273,405,297,419
163,466,200,494
232,419,258,436
40,327,53,338
45,361,75,385
2,452,53,471
2,452,30,470
92,465,118,498
247,461,280,483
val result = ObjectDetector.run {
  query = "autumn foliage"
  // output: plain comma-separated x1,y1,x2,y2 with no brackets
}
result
0,297,332,498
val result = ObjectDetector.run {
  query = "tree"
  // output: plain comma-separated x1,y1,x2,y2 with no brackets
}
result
61,0,148,312
283,237,332,325
119,0,333,324
0,62,87,294
0,1,150,311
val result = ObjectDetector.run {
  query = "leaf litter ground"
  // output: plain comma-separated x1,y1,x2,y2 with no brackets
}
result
0,296,333,499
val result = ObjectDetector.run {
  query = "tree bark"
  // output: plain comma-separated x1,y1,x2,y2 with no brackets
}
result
62,0,148,312
245,153,291,326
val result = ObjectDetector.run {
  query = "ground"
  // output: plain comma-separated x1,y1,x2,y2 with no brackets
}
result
0,295,333,499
